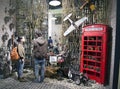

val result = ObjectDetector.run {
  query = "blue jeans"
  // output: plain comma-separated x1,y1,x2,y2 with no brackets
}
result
34,58,45,82
17,59,24,78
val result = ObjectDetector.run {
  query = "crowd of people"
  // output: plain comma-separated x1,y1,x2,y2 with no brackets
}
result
4,30,67,83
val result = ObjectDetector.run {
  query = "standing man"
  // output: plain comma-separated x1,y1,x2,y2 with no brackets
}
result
48,36,53,48
17,36,26,82
33,31,47,83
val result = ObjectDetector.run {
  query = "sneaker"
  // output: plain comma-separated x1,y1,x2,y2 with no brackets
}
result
18,77,28,82
32,79,40,83
39,80,44,83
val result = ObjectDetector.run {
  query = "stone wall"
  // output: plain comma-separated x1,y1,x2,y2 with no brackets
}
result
0,0,15,47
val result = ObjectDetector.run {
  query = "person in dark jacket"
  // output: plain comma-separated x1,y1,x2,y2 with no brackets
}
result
33,31,47,83
48,36,53,48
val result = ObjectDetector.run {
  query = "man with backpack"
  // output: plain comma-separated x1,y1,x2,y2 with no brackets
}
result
32,31,47,83
17,36,26,82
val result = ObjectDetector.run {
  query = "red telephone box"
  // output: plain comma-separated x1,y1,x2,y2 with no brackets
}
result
80,24,108,84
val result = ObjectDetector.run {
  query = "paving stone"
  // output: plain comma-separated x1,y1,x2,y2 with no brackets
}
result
0,73,107,89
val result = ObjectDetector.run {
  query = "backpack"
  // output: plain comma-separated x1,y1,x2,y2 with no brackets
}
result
10,47,20,61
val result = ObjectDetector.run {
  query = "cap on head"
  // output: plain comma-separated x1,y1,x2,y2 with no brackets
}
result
17,36,25,42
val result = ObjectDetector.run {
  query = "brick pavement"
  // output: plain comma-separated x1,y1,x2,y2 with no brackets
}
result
0,77,108,89
0,78,71,89
0,68,108,89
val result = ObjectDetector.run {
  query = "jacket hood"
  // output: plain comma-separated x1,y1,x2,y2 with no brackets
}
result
35,37,46,45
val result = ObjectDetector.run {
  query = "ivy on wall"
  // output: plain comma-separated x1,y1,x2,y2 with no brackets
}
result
62,0,107,64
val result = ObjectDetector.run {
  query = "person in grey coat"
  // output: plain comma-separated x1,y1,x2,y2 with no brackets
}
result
33,31,47,83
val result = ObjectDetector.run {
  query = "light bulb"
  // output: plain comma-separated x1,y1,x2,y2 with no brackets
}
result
49,0,61,6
